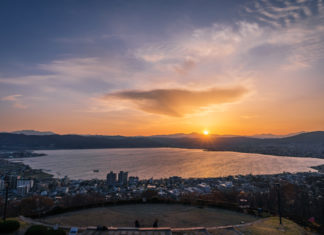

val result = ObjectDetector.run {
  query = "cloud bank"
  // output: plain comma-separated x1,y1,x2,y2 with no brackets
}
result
105,86,248,117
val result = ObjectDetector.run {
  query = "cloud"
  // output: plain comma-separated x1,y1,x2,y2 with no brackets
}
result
0,75,56,85
173,58,196,75
1,0,323,120
1,94,22,101
104,86,248,117
2,0,323,93
1,94,27,109
0,57,131,91
37,57,121,80
243,0,318,27
133,0,324,76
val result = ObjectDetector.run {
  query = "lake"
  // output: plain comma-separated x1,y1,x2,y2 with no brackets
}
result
12,148,324,180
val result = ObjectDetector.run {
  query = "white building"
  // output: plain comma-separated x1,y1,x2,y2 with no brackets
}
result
17,179,34,188
16,179,34,195
17,185,30,195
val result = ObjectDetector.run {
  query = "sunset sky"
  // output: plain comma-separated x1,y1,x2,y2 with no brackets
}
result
1,0,324,136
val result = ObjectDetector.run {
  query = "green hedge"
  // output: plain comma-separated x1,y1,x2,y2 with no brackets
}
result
25,225,66,235
0,220,20,233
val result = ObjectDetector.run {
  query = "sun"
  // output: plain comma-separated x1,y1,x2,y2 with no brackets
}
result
203,130,209,135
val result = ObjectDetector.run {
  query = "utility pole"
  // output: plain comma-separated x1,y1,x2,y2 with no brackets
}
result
3,175,9,221
275,183,282,225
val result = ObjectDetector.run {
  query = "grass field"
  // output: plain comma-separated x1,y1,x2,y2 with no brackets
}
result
38,203,258,228
236,217,314,235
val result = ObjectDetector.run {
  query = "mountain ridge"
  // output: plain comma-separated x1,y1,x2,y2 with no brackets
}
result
7,130,308,139
10,130,57,136
0,131,323,159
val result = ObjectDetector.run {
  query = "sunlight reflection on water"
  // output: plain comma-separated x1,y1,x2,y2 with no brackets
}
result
12,148,324,180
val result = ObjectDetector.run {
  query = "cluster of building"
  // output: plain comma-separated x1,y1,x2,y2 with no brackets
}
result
0,175,34,195
1,172,322,203
104,172,324,201
0,157,323,207
106,171,140,187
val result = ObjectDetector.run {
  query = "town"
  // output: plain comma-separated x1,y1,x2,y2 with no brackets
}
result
1,157,324,229
0,159,323,201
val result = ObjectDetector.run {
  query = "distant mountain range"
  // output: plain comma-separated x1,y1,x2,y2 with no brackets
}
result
152,132,307,139
10,130,57,136
7,130,306,139
0,131,323,159
249,132,306,139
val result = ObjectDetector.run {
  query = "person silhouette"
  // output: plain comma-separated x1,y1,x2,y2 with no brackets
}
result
153,219,158,228
135,220,140,228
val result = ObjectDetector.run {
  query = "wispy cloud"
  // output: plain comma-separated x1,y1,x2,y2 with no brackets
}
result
173,58,196,75
1,94,22,101
37,57,118,79
2,0,323,91
134,0,324,75
0,75,56,85
1,94,27,109
243,0,320,27
104,86,248,117
0,57,129,90
242,0,324,69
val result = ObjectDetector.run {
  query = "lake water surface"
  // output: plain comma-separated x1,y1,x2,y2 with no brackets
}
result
12,148,324,179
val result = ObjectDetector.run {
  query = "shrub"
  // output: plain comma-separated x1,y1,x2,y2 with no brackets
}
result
47,229,66,235
0,219,20,233
25,225,47,235
25,225,66,235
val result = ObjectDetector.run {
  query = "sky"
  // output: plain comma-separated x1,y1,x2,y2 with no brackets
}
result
0,0,324,136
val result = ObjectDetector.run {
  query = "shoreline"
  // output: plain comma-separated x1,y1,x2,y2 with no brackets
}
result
4,157,323,182
1,149,323,181
5,150,324,181
0,158,53,180
311,164,324,173
0,150,47,159
1,145,323,159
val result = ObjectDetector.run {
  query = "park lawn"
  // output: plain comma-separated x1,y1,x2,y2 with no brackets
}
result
237,217,314,235
38,204,258,227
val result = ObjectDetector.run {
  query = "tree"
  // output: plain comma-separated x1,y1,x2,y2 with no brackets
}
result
20,196,54,216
